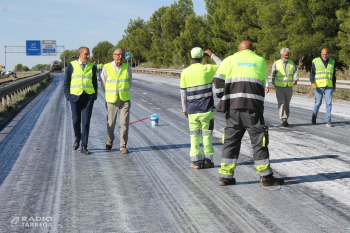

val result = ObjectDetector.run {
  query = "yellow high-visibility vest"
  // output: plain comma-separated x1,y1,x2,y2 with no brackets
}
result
104,63,130,102
275,59,294,87
70,60,95,95
313,57,334,88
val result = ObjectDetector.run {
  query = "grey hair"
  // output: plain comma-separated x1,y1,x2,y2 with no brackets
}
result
280,47,290,55
113,48,123,54
78,46,89,55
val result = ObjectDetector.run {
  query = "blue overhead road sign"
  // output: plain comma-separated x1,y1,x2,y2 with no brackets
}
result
26,40,41,56
125,52,130,60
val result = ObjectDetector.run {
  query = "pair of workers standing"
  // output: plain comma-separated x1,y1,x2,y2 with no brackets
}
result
270,47,336,127
64,47,131,155
181,42,336,187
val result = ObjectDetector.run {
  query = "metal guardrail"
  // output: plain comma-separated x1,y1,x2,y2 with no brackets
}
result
0,71,50,109
132,68,350,90
16,71,42,75
132,68,181,78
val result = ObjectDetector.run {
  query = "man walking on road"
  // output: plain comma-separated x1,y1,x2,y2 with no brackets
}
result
180,48,222,169
101,48,132,153
310,48,336,127
271,48,299,127
64,47,98,155
213,41,284,186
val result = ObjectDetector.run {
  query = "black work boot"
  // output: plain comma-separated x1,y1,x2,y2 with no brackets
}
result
202,158,214,169
73,138,80,150
260,173,284,186
219,178,236,186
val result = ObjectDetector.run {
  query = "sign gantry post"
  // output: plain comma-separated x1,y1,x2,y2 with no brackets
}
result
4,41,65,72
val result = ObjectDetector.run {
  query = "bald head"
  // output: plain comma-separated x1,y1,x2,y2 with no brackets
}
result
321,48,329,61
238,41,253,51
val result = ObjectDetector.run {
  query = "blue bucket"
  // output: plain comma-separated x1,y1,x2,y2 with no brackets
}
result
150,114,159,126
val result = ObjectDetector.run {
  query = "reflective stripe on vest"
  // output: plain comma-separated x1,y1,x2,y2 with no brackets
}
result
104,63,130,102
70,60,95,95
275,59,294,87
313,57,334,88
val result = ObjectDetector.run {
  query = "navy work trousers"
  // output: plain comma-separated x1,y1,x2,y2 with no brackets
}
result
70,94,94,148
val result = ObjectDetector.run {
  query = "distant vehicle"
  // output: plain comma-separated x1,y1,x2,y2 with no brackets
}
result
6,70,13,75
50,61,62,72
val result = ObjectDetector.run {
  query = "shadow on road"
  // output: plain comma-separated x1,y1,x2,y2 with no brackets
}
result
239,155,340,166
284,171,350,184
287,121,350,127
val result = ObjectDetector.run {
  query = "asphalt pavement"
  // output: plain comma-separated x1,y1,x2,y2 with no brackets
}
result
0,73,349,232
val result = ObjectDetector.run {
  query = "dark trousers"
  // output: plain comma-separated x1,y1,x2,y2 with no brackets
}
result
70,94,94,148
219,109,272,179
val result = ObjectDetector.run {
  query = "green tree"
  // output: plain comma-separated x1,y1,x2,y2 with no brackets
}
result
174,14,206,65
60,49,78,67
23,66,30,71
91,41,114,64
337,5,350,67
146,6,168,67
31,64,50,71
14,63,23,71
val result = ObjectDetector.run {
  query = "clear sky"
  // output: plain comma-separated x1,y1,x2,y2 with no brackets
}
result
0,0,207,71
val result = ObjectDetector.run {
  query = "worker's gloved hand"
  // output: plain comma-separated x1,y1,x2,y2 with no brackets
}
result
184,112,188,118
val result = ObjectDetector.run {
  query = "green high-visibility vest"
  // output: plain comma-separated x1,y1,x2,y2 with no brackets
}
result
274,59,294,87
104,63,130,102
70,60,95,95
180,63,219,88
313,57,334,88
217,49,267,88
97,63,103,70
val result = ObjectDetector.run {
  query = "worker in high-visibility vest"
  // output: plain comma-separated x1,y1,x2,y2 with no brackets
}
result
100,48,132,154
63,46,98,155
310,48,336,127
271,48,299,127
180,47,222,169
213,41,284,187
97,60,103,80
93,61,98,80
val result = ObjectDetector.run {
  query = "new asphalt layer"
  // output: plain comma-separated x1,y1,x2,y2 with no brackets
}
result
0,73,349,232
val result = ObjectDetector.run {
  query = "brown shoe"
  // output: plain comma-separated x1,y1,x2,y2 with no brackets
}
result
120,146,129,154
190,163,201,169
106,139,112,150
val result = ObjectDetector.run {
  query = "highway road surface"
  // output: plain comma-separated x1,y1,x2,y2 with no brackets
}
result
0,73,349,232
